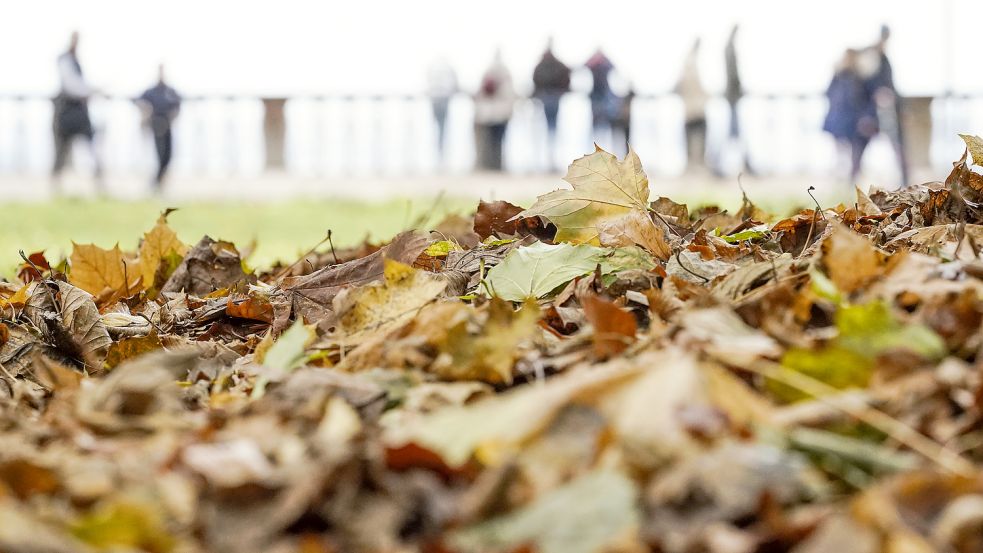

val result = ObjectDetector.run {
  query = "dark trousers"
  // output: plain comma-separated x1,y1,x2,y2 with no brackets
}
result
850,134,871,185
684,118,707,170
152,121,173,186
431,98,450,161
476,123,507,171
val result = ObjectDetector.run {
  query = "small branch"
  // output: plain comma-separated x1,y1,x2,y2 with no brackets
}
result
674,250,709,283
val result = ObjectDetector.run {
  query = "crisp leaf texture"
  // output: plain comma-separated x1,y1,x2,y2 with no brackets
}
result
484,242,602,301
597,208,671,260
69,243,138,299
336,259,448,343
515,145,650,244
959,133,983,166
139,214,188,292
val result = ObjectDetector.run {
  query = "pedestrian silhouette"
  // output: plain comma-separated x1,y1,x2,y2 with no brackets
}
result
473,49,515,172
52,31,103,193
864,25,909,186
532,38,571,171
676,38,708,173
585,48,619,146
137,64,181,192
427,57,458,167
720,24,755,176
823,48,877,186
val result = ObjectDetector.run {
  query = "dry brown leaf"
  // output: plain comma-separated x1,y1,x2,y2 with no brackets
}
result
69,242,139,299
597,209,671,260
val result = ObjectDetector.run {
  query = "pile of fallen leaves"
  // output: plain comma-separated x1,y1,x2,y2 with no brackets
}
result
4,138,983,553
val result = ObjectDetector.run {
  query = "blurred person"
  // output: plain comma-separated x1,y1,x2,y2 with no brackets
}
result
863,25,909,186
52,31,103,192
585,48,618,144
427,57,458,165
676,38,708,173
822,49,877,186
473,50,515,171
532,38,571,170
137,64,181,191
611,85,635,158
721,24,755,176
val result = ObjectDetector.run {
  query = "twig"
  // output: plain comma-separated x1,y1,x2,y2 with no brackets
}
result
674,251,710,283
807,186,827,221
272,232,333,280
649,208,683,238
326,229,340,265
745,359,976,478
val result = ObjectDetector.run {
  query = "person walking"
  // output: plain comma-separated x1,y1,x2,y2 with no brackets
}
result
864,25,909,186
532,38,571,171
51,31,103,192
137,64,181,192
427,57,458,166
721,24,754,175
676,38,709,173
822,49,877,186
473,50,515,171
585,48,618,144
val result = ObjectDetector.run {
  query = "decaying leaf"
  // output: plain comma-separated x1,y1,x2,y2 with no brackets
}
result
484,241,603,301
69,243,140,300
139,212,188,293
335,259,448,344
515,145,650,244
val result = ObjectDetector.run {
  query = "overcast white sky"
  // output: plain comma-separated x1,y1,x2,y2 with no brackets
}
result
0,0,970,97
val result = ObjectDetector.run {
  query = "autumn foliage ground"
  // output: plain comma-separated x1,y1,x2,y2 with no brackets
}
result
3,140,983,552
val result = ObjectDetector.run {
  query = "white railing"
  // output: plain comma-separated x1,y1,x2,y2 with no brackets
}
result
0,92,975,179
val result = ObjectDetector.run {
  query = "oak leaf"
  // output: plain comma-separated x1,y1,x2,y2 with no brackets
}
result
514,145,651,244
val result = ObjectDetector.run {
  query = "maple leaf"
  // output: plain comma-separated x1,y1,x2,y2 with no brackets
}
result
483,242,603,301
335,259,448,344
138,213,188,293
597,208,671,260
69,243,140,299
514,145,652,244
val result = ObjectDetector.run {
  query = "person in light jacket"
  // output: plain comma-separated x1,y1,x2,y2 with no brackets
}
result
473,50,515,171
676,38,709,172
52,31,103,192
427,57,458,165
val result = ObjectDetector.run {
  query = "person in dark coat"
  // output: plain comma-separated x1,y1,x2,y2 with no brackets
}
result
865,25,909,186
52,31,103,191
585,49,618,142
823,49,877,185
137,64,181,191
532,38,571,170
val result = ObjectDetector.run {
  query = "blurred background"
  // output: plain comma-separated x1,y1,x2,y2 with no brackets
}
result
0,0,978,269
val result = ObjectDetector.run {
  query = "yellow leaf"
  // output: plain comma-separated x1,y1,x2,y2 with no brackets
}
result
336,259,448,345
435,299,541,383
69,243,139,299
515,145,650,244
139,214,188,292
